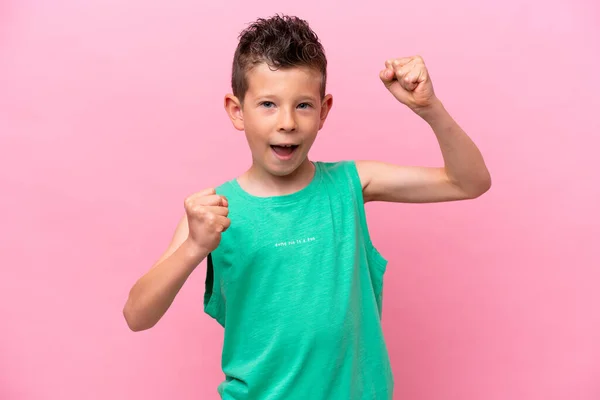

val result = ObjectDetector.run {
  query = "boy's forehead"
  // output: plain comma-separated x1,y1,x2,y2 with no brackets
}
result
245,63,321,98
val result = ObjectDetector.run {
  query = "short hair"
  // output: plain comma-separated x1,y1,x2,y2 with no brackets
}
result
231,15,327,104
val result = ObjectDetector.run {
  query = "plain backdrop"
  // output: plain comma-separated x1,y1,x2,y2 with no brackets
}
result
1,1,599,399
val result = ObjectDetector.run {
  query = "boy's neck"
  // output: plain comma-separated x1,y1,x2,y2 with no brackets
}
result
238,158,315,197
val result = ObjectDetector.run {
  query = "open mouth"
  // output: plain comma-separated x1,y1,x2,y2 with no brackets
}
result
270,144,299,159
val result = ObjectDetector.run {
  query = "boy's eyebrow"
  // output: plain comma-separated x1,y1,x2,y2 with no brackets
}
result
298,95,320,102
253,93,319,102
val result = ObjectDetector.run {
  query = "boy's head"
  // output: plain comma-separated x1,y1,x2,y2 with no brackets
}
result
225,15,333,178
231,15,327,105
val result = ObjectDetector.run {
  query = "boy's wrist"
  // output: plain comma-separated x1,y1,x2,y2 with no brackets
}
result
181,238,210,267
413,96,445,122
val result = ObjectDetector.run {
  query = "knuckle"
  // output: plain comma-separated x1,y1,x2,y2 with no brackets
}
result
192,205,206,215
221,219,231,232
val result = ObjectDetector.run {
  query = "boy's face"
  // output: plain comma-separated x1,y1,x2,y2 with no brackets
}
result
225,63,332,177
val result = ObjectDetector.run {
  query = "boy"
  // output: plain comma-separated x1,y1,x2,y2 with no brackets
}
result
123,15,491,400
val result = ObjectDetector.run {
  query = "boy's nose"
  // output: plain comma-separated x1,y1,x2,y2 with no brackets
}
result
277,110,297,132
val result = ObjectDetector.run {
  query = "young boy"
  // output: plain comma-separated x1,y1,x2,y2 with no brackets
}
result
123,15,491,400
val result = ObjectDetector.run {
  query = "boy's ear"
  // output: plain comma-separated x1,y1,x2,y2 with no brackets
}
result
224,94,244,131
319,94,333,130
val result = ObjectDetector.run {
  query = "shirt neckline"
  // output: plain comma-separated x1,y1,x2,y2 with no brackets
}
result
228,162,323,206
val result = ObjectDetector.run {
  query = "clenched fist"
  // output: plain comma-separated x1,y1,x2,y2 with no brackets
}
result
183,187,230,255
380,55,437,112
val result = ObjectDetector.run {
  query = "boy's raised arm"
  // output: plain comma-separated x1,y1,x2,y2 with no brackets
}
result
357,56,491,203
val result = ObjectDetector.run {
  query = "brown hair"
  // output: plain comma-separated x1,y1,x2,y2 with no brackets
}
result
231,15,327,104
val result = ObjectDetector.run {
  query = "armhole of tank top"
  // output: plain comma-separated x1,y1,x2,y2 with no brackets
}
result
203,253,225,327
202,183,233,327
345,160,388,273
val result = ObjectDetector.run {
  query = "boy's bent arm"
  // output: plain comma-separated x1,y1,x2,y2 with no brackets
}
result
358,56,491,203
123,215,207,332
358,99,491,203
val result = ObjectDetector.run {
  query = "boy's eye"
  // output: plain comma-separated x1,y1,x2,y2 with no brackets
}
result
259,101,312,109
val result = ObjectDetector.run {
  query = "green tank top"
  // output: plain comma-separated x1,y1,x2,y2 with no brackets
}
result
205,160,393,399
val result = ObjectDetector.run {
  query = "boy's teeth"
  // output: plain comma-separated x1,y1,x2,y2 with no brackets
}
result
272,145,296,157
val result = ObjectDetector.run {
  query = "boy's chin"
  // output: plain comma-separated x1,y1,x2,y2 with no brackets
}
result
268,165,302,177
267,158,310,178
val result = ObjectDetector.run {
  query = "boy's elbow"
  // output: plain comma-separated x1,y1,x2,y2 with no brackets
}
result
479,170,492,194
466,172,492,199
123,305,140,332
123,302,152,332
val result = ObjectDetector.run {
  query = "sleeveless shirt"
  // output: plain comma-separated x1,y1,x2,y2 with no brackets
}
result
204,160,393,399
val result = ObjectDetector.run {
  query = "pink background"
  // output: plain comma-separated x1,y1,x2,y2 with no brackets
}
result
1,0,599,399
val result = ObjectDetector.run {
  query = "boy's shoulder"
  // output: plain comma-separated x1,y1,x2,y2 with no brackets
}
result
315,159,362,185
316,159,354,170
314,159,359,176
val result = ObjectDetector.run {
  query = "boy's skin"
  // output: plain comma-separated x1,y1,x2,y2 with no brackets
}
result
123,55,491,332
